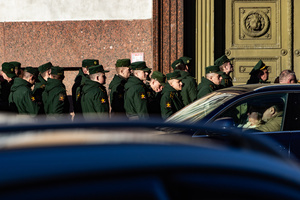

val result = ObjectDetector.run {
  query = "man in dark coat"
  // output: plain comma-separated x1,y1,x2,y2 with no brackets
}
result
160,70,184,119
0,62,17,112
197,65,223,99
124,61,151,120
9,61,23,78
214,55,234,88
147,71,166,118
33,62,52,114
171,57,197,106
42,66,69,117
247,60,270,84
81,65,110,119
72,59,99,115
8,67,39,116
109,58,131,117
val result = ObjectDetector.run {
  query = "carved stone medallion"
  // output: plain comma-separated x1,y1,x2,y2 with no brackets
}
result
242,10,270,38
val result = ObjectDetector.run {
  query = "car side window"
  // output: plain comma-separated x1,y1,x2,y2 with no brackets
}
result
216,93,287,132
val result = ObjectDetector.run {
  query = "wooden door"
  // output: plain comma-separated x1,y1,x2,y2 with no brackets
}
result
225,0,292,84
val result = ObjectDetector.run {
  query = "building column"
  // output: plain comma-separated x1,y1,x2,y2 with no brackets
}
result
153,0,184,74
196,0,214,82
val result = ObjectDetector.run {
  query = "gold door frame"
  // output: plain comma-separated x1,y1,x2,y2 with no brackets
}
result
195,0,214,83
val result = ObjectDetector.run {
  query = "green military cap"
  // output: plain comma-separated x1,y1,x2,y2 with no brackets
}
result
171,59,185,70
2,62,16,78
24,67,39,77
9,61,21,70
130,61,151,71
214,55,234,67
89,65,109,75
82,59,99,68
116,59,131,67
51,66,64,76
179,56,192,65
166,70,183,80
38,62,53,73
205,65,221,74
249,60,268,75
151,71,166,85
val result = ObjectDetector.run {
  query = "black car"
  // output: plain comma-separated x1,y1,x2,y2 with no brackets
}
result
167,84,300,161
0,120,300,199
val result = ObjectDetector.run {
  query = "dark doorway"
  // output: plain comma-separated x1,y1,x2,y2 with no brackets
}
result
214,1,226,59
184,0,196,77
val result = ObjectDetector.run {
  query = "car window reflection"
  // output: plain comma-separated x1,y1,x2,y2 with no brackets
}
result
167,92,236,123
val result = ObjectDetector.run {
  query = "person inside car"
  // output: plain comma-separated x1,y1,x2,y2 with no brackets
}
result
238,106,263,129
256,104,283,132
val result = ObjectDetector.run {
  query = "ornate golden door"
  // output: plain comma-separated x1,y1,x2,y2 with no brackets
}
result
225,0,293,84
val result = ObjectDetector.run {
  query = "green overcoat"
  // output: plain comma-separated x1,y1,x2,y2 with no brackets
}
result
108,74,127,115
81,78,109,117
247,76,269,84
0,79,14,111
72,69,86,113
147,85,162,118
124,76,149,119
8,78,39,115
42,78,69,115
179,71,197,106
197,77,219,99
160,83,184,119
220,72,233,88
33,75,47,114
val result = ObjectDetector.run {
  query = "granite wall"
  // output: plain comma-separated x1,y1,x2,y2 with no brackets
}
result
0,19,153,98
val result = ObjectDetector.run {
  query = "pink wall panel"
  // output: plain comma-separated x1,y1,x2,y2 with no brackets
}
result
0,20,153,96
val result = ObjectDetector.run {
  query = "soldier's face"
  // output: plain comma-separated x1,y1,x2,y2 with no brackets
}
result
211,73,222,85
135,70,148,81
170,79,183,91
121,67,131,79
150,79,163,92
98,73,106,84
260,69,269,81
224,62,233,73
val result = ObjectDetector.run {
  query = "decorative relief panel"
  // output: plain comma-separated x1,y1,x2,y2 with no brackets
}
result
240,8,271,39
230,0,280,49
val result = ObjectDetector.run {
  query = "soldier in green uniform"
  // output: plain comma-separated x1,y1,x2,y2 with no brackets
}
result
0,62,17,111
43,66,69,117
214,55,234,88
72,59,99,115
172,57,197,106
124,61,151,120
8,67,39,115
160,70,184,119
81,65,110,119
197,65,223,99
147,71,166,118
109,59,131,117
33,62,52,114
9,61,23,78
247,60,270,84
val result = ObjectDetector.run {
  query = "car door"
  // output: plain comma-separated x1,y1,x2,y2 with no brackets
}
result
284,92,300,161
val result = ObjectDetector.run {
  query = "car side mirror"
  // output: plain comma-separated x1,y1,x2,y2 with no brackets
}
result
213,117,236,129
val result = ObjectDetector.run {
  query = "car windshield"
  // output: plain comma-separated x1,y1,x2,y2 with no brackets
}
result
166,91,237,123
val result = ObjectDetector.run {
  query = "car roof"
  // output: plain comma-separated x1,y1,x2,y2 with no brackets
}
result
219,84,300,94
